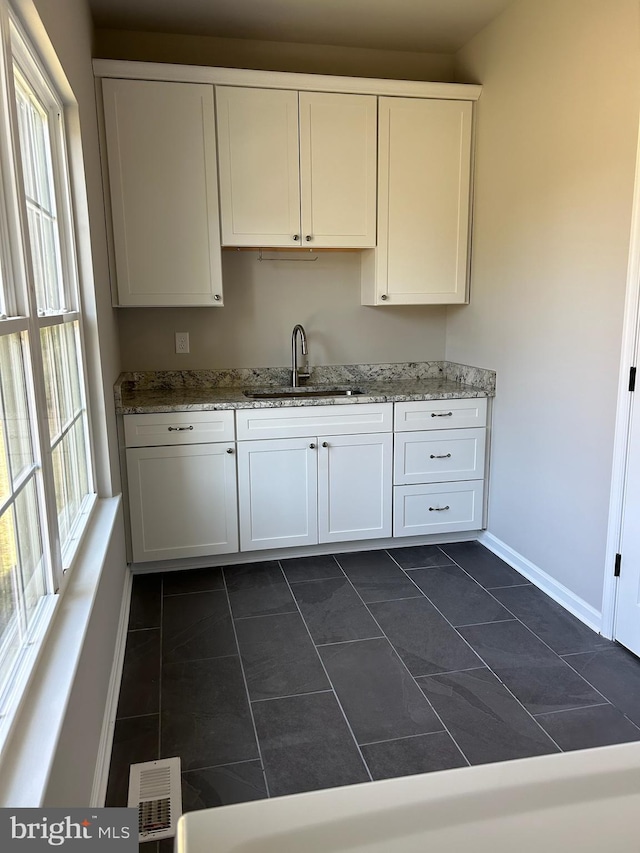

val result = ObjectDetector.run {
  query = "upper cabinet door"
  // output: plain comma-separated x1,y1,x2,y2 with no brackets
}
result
366,97,473,305
216,86,301,247
299,92,377,248
102,79,223,307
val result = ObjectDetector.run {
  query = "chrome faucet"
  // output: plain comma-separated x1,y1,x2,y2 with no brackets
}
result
291,324,310,387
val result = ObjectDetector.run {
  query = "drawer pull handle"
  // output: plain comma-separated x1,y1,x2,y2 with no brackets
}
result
429,505,450,512
431,412,453,418
430,453,452,459
168,425,194,432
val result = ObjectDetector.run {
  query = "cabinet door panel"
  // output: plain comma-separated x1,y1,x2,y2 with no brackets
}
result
374,97,472,305
127,444,238,562
318,433,392,543
216,86,300,246
299,92,376,248
237,438,317,550
102,79,223,306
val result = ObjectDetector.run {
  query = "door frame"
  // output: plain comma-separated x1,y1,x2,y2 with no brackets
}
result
602,115,640,639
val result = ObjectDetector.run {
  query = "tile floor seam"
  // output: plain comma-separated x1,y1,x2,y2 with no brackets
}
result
532,702,612,718
287,574,346,586
163,653,239,665
453,618,517,629
277,560,375,784
364,595,425,605
127,626,161,634
114,712,161,723
559,652,630,710
158,576,164,760
414,666,488,679
359,730,447,748
181,757,265,774
484,583,532,590
250,688,335,704
233,610,299,621
314,636,386,648
163,588,225,598
336,568,472,768
389,562,566,755
222,570,271,798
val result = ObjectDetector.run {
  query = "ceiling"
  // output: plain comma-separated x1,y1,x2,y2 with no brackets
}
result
87,0,514,55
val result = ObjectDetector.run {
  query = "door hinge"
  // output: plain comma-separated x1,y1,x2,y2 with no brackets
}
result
630,366,636,392
614,552,622,577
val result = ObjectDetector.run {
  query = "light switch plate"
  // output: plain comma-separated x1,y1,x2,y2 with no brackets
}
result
175,332,189,354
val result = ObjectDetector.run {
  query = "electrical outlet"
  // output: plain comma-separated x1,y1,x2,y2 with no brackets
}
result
175,332,190,354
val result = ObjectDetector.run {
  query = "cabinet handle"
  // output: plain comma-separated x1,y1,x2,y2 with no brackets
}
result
214,294,221,301
429,505,450,512
309,443,316,449
322,441,329,448
305,235,312,242
431,412,453,418
380,294,388,301
430,453,452,459
226,447,234,454
168,425,194,431
293,234,300,241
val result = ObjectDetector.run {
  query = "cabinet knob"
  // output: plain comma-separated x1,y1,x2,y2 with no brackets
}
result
214,294,221,301
305,235,312,242
293,234,300,241
309,443,316,449
380,294,388,301
322,441,329,448
226,447,234,454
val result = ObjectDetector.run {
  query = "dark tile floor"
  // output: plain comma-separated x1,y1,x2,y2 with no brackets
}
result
106,541,640,852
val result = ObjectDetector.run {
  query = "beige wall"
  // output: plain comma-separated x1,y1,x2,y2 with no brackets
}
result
95,28,456,82
118,251,448,370
447,0,640,610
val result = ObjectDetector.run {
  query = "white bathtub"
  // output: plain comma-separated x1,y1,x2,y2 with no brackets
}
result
178,741,640,852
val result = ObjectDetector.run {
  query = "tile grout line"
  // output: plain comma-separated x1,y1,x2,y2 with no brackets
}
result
414,666,489,679
221,568,272,799
392,548,615,715
158,577,164,762
315,636,385,648
453,618,517,629
359,730,450,748
182,757,267,774
163,586,225,598
233,610,299,621
333,555,471,768
286,574,346,586
251,688,335,704
384,550,565,755
278,561,375,784
532,702,612,718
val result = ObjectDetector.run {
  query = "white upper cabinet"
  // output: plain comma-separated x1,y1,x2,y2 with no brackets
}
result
102,78,224,307
215,86,377,248
362,97,473,306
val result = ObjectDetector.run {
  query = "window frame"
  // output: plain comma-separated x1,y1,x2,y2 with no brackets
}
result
0,1,98,750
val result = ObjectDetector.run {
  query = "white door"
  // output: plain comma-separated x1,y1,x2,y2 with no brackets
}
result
126,443,238,563
299,92,377,248
317,432,392,544
102,78,223,306
374,97,472,305
216,86,301,246
615,387,640,655
237,438,318,550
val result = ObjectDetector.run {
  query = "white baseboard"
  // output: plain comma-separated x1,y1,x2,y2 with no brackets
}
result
90,567,133,807
478,531,603,634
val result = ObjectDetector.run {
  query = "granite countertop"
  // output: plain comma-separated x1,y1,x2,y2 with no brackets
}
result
114,361,496,415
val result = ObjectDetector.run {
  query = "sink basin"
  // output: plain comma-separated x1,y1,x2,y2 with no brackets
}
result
244,385,367,400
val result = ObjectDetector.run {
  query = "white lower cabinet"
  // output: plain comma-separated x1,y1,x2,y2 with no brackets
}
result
236,404,393,551
127,443,239,562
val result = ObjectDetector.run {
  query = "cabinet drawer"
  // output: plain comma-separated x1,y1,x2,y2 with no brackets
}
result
394,428,486,485
393,481,483,537
394,398,487,432
236,403,392,440
124,410,235,447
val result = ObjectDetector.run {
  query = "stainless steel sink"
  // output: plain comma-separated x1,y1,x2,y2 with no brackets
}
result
243,386,367,400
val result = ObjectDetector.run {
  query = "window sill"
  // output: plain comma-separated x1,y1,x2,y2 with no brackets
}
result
0,496,123,806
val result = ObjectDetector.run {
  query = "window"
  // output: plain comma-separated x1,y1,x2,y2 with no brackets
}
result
0,9,95,733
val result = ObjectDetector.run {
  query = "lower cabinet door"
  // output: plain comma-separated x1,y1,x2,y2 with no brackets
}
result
237,438,318,551
393,480,484,537
318,432,393,543
126,443,238,562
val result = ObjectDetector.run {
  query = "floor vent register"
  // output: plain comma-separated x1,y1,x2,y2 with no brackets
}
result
128,757,182,843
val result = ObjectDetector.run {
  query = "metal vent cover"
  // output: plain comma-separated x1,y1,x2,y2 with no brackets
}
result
128,757,182,842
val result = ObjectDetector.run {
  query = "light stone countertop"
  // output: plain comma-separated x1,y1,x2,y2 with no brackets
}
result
114,361,496,415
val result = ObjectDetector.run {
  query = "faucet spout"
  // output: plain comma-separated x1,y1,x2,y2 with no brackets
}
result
291,324,310,387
